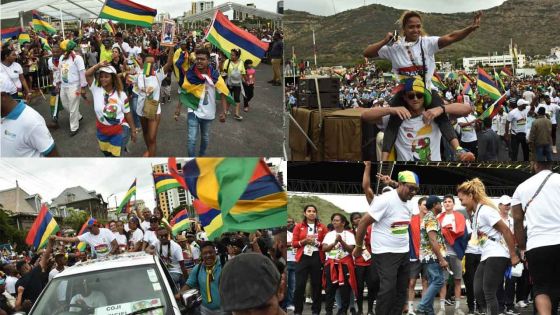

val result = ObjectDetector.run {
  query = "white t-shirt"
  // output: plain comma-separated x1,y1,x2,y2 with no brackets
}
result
507,107,529,134
77,228,116,258
130,46,142,57
323,230,356,260
1,62,23,92
465,218,482,255
511,170,560,251
113,232,127,252
287,231,296,262
190,242,200,260
368,189,412,254
1,102,55,157
472,204,510,261
378,36,440,90
440,212,457,255
136,68,165,117
305,223,319,251
48,57,61,85
492,113,507,136
143,229,158,247
152,239,184,274
49,267,68,302
70,291,107,311
522,90,535,103
59,54,85,87
141,221,150,231
458,114,478,143
187,74,217,120
395,115,442,161
5,276,18,295
89,80,130,125
128,228,144,248
536,103,560,125
112,42,131,54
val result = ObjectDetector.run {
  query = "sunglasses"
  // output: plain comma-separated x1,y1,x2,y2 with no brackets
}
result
406,92,424,100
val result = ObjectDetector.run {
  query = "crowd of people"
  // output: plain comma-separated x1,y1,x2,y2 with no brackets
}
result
285,161,560,315
287,9,560,162
0,21,283,157
0,206,288,315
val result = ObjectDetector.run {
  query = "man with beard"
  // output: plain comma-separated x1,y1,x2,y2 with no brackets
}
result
353,171,419,314
148,227,185,288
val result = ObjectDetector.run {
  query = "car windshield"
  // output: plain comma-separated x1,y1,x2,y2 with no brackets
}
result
30,264,174,315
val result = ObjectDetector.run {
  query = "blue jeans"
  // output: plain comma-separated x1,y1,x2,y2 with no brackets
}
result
187,112,212,157
417,262,445,315
130,93,141,128
286,261,296,307
121,125,130,154
535,144,553,161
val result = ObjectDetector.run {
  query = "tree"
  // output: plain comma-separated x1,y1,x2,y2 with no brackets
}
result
62,208,89,232
374,59,392,72
0,208,27,250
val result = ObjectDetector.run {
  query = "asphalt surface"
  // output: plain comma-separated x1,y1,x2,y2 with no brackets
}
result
28,64,283,157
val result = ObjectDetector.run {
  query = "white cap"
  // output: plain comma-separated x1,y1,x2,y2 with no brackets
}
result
517,99,530,106
98,65,117,74
0,71,17,95
498,195,511,205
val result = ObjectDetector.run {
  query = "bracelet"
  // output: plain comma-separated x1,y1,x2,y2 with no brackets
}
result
440,105,446,114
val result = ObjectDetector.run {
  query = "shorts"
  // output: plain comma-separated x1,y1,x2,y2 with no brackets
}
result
409,260,427,279
228,85,241,103
526,244,560,297
442,255,463,280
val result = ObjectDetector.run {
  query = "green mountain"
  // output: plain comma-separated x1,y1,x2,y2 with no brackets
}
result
285,0,560,66
288,195,347,224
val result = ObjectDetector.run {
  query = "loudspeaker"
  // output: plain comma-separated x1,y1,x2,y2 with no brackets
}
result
298,78,340,94
297,92,340,108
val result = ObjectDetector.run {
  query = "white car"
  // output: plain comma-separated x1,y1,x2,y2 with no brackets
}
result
25,252,199,315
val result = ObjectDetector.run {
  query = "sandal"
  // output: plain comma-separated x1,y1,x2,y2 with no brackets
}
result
219,113,226,123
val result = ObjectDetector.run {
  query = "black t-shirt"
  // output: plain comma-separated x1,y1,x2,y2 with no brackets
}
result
14,266,49,304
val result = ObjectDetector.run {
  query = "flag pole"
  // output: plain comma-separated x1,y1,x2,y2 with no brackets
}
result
312,28,317,68
60,7,65,40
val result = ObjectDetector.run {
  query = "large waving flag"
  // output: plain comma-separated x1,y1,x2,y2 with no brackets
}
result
170,209,194,236
431,73,447,90
477,67,501,101
99,0,157,28
77,217,95,252
117,179,136,214
25,204,59,249
32,11,56,34
182,158,287,240
193,199,223,239
205,10,270,66
1,26,22,40
168,157,187,190
154,173,183,195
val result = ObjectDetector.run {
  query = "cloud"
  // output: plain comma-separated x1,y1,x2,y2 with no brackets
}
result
286,0,507,16
133,0,280,19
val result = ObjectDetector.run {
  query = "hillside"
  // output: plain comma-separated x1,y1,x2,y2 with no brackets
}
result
285,0,560,66
288,195,346,224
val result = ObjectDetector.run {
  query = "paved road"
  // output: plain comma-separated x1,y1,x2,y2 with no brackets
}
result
28,64,283,157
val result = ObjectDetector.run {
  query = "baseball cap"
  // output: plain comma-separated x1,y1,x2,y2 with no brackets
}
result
397,171,420,185
517,99,530,106
220,253,281,312
498,195,511,205
98,65,117,74
426,195,442,210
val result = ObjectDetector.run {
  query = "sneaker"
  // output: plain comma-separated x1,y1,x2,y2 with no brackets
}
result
455,309,466,315
516,301,527,308
234,114,243,121
305,297,313,304
414,309,427,315
407,310,416,315
69,129,80,137
505,307,520,315
287,305,295,311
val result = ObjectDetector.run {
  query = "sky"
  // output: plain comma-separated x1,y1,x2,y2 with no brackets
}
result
133,0,280,19
286,0,508,16
0,158,286,211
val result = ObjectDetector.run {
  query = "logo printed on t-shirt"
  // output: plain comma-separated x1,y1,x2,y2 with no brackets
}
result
390,221,411,235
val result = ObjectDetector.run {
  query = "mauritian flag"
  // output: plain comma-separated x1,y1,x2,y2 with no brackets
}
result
153,173,182,195
170,209,194,236
462,82,475,100
117,179,136,214
431,73,447,90
18,33,31,45
182,158,287,240
477,95,506,121
103,21,116,34
192,199,222,239
477,67,501,101
25,204,60,249
99,0,157,28
205,10,269,66
38,36,51,51
32,11,56,34
168,157,187,190
493,69,506,92
1,26,22,40
143,62,154,76
500,66,513,77
77,217,96,252
181,65,235,111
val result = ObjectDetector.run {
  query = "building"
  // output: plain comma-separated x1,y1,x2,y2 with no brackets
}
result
50,186,108,220
233,3,256,21
0,185,62,231
191,1,214,15
462,54,526,72
157,12,171,23
107,199,145,221
152,161,192,219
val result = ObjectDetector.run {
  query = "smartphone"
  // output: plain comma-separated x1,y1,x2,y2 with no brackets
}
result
387,30,399,47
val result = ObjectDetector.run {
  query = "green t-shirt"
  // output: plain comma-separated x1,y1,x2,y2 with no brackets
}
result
100,44,112,63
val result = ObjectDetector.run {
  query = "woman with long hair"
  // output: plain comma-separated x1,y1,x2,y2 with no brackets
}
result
1,46,32,102
127,216,144,252
292,205,327,315
85,60,136,157
221,48,246,121
135,46,174,156
457,178,520,315
323,213,356,315
350,212,377,315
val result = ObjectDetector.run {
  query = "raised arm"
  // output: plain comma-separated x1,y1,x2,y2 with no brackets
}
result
363,32,394,58
162,46,175,74
85,60,109,86
352,213,375,258
438,12,481,49
362,161,374,205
